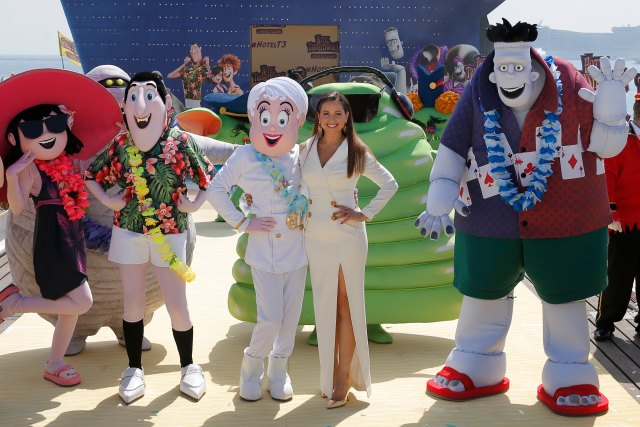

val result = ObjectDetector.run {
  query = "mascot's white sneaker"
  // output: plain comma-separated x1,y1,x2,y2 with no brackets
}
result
119,367,145,404
267,355,293,401
180,363,206,401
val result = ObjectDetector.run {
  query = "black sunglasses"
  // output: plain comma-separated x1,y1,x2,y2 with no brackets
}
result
18,114,69,139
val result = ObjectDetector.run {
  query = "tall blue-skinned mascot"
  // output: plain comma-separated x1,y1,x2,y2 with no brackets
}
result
416,19,636,416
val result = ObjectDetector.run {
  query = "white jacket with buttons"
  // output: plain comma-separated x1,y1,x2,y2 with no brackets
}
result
207,144,307,273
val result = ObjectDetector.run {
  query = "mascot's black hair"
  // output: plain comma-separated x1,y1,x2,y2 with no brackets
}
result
486,18,538,43
124,71,169,104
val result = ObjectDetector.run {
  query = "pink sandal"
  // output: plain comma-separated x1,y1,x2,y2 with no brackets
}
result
427,366,509,401
0,284,20,324
43,364,82,387
537,384,608,416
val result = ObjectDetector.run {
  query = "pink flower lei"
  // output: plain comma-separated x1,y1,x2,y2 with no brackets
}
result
34,153,89,221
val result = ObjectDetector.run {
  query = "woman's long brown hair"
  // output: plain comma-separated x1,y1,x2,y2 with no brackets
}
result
311,92,371,178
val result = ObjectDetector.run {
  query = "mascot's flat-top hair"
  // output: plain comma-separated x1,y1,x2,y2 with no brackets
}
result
486,18,538,43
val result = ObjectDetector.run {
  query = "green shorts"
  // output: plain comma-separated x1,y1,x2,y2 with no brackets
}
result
453,228,607,304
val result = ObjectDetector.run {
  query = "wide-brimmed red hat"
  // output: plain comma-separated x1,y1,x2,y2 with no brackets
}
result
0,69,122,162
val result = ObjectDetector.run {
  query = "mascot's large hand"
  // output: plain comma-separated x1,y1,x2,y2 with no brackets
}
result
415,180,469,239
415,145,469,240
578,57,637,158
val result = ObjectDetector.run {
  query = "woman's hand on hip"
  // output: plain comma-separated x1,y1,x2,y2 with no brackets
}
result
333,204,368,223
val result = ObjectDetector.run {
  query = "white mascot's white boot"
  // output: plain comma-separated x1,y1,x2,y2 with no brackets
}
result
239,348,264,401
267,355,293,401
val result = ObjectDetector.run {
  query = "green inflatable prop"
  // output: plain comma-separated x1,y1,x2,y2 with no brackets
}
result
215,81,461,343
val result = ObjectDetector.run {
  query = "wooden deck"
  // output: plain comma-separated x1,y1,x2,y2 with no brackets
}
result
587,292,640,404
2,205,640,426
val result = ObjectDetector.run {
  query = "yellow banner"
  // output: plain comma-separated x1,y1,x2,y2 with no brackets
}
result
58,31,81,67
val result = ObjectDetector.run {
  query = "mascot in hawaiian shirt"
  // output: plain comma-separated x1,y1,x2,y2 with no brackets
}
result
85,71,235,404
416,19,636,416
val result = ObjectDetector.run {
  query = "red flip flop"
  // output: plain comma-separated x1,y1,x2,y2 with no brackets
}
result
537,384,608,416
43,364,81,387
426,366,510,401
0,284,20,324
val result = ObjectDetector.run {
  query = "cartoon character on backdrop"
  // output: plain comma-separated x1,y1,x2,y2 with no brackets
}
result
409,44,446,94
207,77,309,401
167,43,211,109
417,65,445,108
84,71,236,404
0,69,121,386
416,19,637,416
420,44,442,73
442,44,479,95
210,66,227,94
380,27,407,93
218,54,244,95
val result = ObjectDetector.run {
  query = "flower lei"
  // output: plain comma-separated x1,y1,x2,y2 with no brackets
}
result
255,150,309,222
34,153,89,221
126,144,196,282
481,54,563,212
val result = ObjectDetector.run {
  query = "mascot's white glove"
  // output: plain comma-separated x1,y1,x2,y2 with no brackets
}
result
608,210,623,233
578,57,637,158
415,145,469,240
608,220,623,233
244,217,276,234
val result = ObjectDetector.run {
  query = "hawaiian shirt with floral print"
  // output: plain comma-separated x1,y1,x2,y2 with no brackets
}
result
85,127,214,235
180,62,210,100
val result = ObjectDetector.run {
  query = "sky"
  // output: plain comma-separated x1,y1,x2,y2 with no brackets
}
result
0,0,638,56
488,0,639,33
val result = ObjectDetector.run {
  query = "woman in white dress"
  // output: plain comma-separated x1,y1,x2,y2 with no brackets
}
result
300,92,398,408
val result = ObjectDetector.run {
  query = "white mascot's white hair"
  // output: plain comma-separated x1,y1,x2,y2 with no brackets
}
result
247,76,308,119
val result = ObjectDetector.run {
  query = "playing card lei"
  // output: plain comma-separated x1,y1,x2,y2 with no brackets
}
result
126,144,196,282
481,54,562,212
255,150,309,224
34,153,89,221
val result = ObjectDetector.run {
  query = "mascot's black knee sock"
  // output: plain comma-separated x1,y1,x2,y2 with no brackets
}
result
172,327,194,368
123,319,144,369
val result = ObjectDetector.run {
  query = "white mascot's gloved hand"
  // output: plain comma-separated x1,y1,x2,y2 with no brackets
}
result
244,217,276,234
415,179,470,240
578,57,637,158
415,145,469,240
608,210,623,233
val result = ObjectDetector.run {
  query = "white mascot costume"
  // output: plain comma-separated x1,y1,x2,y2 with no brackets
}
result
416,19,636,416
208,77,309,401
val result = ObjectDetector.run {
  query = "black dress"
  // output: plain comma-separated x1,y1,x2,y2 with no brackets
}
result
32,169,87,300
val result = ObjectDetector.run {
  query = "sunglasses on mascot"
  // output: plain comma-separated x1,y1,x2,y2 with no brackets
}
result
18,114,69,139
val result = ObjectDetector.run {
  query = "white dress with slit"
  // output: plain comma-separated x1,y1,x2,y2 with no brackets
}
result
300,137,397,397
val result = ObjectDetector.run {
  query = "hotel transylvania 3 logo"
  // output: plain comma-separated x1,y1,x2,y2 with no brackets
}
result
307,34,339,59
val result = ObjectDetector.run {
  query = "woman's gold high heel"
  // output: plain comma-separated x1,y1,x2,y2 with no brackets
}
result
326,394,348,409
327,378,351,409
